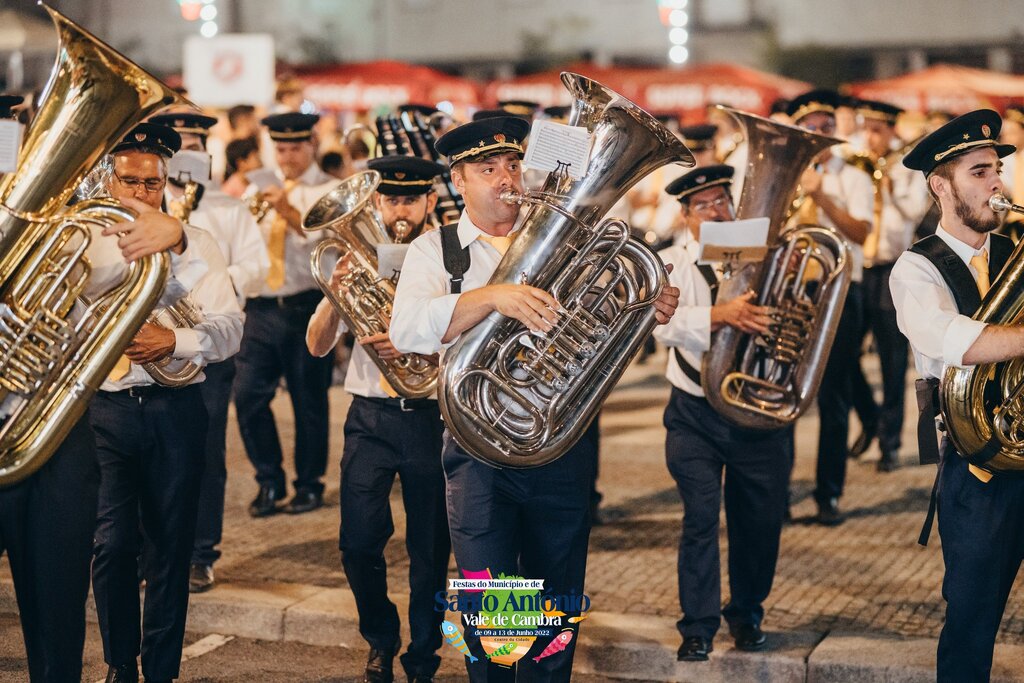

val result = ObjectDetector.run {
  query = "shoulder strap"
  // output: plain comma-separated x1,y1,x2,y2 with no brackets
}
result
439,223,471,294
696,264,719,304
908,234,981,315
989,233,1014,282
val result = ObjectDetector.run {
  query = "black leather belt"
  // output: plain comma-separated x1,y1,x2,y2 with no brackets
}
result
104,383,199,399
359,396,437,412
248,290,322,309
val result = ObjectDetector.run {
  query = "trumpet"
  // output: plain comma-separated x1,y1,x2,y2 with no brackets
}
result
247,191,272,223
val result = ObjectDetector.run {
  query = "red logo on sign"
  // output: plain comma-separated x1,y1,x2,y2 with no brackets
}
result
212,51,244,83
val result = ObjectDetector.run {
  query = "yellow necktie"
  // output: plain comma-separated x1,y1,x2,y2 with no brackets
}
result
477,233,514,256
265,179,298,290
107,354,132,382
862,176,884,264
967,248,995,483
795,192,818,226
970,249,990,298
1014,151,1024,209
378,375,399,398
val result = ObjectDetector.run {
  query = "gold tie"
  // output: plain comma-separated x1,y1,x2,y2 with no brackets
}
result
862,178,884,264
795,193,819,226
970,249,990,298
107,354,132,382
1014,151,1024,211
967,248,995,483
378,374,399,398
477,233,514,256
265,179,298,290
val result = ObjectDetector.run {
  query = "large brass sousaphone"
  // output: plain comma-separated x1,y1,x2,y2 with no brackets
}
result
701,107,851,430
438,73,694,468
0,6,185,486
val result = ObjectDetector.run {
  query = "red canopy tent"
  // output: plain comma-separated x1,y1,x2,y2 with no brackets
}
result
293,60,480,112
483,62,809,122
847,64,1024,114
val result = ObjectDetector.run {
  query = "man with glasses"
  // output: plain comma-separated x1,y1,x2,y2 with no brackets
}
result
656,165,792,662
787,90,874,526
90,123,244,683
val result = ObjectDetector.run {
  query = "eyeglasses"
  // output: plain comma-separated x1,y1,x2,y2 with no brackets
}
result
691,196,732,213
113,171,166,193
801,121,837,135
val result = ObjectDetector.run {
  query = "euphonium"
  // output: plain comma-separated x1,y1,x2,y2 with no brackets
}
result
0,6,184,486
303,170,437,399
438,72,694,468
941,194,1024,470
701,107,852,430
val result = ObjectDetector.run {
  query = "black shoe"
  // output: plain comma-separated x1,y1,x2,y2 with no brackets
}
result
849,421,878,459
189,563,215,593
677,636,712,662
104,663,138,683
364,647,396,683
730,623,768,652
248,485,283,518
285,489,323,514
816,498,846,527
877,452,901,473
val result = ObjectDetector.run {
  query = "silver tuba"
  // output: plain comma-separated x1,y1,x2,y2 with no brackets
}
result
438,72,694,468
304,170,438,399
701,107,851,429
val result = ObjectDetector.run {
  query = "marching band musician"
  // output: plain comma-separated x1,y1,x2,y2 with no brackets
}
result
234,112,339,519
150,111,270,593
89,123,243,683
890,109,1019,683
656,165,792,662
390,117,679,682
0,104,204,683
787,89,874,526
847,101,929,471
306,155,451,683
1000,105,1024,240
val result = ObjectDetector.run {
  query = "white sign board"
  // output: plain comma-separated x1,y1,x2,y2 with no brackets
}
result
183,34,275,108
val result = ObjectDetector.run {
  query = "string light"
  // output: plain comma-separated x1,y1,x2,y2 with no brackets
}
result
180,0,219,38
657,0,690,65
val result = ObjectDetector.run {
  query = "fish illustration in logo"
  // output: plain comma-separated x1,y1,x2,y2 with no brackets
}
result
567,614,589,624
532,630,574,663
440,621,478,663
485,641,518,659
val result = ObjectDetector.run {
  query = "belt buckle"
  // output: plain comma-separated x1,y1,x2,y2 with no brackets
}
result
399,397,413,412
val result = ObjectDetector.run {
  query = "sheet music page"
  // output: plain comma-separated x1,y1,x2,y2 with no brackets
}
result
0,121,22,174
522,119,593,180
377,244,410,283
698,217,770,265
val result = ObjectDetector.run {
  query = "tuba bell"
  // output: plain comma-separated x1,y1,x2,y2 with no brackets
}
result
438,72,694,468
700,107,852,430
941,194,1024,471
303,170,438,399
0,6,185,486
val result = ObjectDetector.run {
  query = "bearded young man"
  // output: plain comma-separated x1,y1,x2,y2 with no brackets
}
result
890,109,1020,683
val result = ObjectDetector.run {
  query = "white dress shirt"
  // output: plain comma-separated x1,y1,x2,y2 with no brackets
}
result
889,225,989,380
168,187,270,305
391,210,522,356
247,163,339,298
790,155,873,283
869,160,930,267
306,298,392,400
100,226,244,391
653,236,714,396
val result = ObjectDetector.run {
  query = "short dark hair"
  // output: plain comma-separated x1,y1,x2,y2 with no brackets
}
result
926,160,957,205
226,104,256,131
224,137,259,180
320,151,343,174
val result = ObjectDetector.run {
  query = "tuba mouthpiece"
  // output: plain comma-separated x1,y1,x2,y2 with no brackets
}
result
500,190,525,205
990,194,1012,213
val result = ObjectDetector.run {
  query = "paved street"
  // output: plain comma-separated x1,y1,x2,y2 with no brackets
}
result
3,348,1024,680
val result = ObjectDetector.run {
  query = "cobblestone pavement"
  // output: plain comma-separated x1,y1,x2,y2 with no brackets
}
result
206,348,1024,644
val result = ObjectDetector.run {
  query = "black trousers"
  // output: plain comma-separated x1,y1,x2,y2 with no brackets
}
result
234,292,333,495
91,384,208,681
0,415,97,683
193,358,235,566
339,396,450,677
664,388,791,640
851,264,909,458
936,446,1024,682
815,283,864,504
442,428,596,683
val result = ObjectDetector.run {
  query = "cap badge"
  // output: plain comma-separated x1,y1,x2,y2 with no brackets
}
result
696,175,706,184
494,133,506,144
395,172,406,179
963,133,971,140
982,124,992,138
134,133,146,142
174,119,185,127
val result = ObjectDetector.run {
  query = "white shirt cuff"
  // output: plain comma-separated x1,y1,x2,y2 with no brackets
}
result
172,328,202,361
943,315,987,368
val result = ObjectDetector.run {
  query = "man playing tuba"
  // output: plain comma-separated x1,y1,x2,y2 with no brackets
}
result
306,155,451,683
656,165,793,662
390,116,678,681
890,109,1020,683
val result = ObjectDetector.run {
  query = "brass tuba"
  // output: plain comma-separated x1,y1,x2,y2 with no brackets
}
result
701,107,852,430
941,194,1024,470
0,6,184,486
303,170,438,399
438,72,694,468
